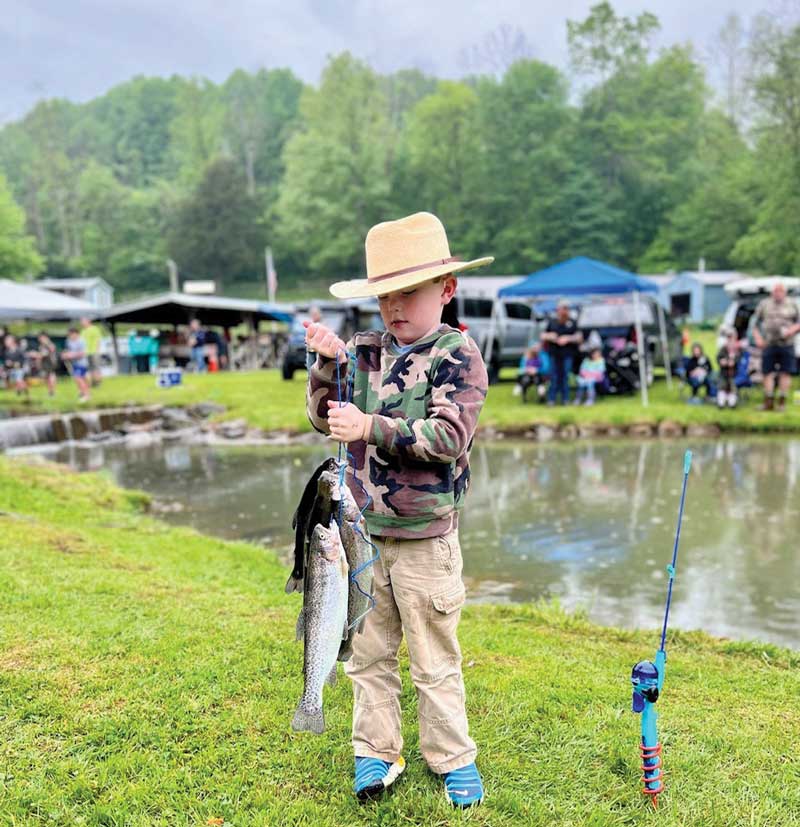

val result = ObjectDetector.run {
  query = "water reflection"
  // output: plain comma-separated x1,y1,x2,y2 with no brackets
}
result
48,436,800,648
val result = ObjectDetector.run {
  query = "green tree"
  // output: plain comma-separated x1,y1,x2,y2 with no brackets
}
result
472,61,575,271
639,113,756,272
0,173,44,278
276,54,394,276
169,78,224,186
399,81,482,253
86,76,180,187
222,68,303,198
567,1,659,81
733,22,800,273
168,157,262,290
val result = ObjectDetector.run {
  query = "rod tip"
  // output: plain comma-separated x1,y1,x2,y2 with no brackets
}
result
684,450,693,474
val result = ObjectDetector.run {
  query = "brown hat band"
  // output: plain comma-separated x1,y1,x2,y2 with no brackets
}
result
368,256,462,284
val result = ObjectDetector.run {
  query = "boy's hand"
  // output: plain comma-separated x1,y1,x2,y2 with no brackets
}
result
303,321,347,362
326,401,372,443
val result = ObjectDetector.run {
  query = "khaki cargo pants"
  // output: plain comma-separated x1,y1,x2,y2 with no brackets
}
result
343,527,477,774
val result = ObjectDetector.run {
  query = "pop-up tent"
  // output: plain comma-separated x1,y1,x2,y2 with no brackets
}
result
498,257,671,406
0,279,96,320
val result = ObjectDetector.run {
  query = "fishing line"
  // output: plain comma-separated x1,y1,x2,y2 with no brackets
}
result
335,347,379,629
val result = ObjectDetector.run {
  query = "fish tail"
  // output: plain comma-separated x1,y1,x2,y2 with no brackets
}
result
285,575,303,594
291,700,324,735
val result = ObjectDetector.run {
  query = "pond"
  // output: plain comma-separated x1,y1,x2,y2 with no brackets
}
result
42,436,800,649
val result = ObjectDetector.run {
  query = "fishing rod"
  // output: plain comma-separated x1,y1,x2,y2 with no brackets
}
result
630,449,692,809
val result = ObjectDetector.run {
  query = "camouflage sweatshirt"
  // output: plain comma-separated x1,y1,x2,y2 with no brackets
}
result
306,324,488,539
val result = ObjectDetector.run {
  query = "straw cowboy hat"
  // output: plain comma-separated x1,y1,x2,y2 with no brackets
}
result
329,212,494,299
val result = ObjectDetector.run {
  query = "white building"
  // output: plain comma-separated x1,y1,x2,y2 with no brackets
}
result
36,277,114,309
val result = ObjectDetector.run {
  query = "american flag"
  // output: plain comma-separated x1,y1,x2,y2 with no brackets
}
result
266,247,277,302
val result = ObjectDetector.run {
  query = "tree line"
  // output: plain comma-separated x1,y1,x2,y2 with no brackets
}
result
0,3,799,297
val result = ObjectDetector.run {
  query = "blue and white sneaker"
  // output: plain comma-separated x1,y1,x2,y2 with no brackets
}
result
443,762,484,808
354,755,405,801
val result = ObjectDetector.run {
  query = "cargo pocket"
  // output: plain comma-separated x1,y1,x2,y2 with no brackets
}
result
425,581,466,670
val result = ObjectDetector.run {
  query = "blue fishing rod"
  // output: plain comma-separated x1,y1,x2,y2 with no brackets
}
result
630,449,692,808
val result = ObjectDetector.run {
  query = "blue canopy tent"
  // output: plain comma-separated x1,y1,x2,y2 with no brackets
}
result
497,257,671,405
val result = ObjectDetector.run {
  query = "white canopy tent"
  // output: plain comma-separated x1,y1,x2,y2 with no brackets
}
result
0,279,96,321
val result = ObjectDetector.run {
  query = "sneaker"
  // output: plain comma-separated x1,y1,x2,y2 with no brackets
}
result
443,762,484,808
354,756,405,802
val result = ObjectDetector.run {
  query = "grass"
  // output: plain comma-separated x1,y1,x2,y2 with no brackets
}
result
4,364,800,436
0,457,797,826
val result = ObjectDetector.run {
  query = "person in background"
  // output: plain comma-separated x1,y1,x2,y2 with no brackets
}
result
515,342,549,402
541,299,582,406
61,327,90,403
574,347,606,406
716,328,741,409
80,316,103,386
3,334,29,397
686,342,715,404
752,282,800,411
189,318,206,373
31,331,58,397
0,327,7,386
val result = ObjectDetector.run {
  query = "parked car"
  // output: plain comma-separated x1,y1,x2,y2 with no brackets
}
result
281,299,383,380
576,296,683,379
451,294,541,382
718,277,800,378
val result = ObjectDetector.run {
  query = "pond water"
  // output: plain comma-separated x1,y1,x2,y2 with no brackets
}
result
44,436,800,649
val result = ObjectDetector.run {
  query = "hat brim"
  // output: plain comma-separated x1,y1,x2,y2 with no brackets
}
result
329,256,494,299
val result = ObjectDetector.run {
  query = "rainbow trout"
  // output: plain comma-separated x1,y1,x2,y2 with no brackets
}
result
291,520,349,735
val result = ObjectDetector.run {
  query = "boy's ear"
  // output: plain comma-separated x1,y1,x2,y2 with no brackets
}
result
440,275,457,302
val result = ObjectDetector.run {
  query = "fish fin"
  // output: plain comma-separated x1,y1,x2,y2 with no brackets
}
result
295,610,305,642
337,643,352,663
342,617,349,640
291,702,324,735
326,664,338,687
284,575,303,594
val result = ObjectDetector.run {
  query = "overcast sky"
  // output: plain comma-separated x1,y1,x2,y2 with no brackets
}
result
0,0,786,124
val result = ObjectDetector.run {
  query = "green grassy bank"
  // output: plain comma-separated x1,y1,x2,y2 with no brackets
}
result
4,366,800,436
0,457,797,826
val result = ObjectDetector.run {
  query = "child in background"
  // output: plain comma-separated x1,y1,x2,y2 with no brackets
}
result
515,342,549,402
303,212,491,808
61,328,91,403
716,329,741,409
574,347,606,406
31,332,58,397
3,334,29,397
686,342,715,404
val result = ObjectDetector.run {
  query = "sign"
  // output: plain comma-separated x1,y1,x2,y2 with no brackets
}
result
156,367,183,388
183,280,216,295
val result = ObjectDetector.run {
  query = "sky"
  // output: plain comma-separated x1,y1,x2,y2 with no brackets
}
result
0,0,788,124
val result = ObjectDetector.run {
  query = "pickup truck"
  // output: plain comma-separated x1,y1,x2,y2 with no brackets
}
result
451,294,540,381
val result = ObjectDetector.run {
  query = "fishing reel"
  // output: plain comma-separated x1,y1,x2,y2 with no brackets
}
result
630,660,659,712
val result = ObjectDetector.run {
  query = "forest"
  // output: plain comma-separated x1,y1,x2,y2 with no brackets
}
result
1,3,798,298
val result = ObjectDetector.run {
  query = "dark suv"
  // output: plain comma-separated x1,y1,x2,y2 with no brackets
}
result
281,300,383,380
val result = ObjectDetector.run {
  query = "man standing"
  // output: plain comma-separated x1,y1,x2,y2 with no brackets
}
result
752,283,800,411
189,319,206,373
80,316,103,387
541,299,583,405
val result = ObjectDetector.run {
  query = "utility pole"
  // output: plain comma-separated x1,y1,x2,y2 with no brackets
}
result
167,259,179,292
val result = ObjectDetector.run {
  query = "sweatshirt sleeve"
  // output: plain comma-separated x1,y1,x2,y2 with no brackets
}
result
367,335,488,463
305,339,354,435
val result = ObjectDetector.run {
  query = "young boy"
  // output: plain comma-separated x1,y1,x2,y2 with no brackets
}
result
303,212,492,808
61,328,91,403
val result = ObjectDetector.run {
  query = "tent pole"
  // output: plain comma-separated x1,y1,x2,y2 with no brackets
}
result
109,321,120,375
484,298,498,381
657,301,672,389
633,290,649,407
